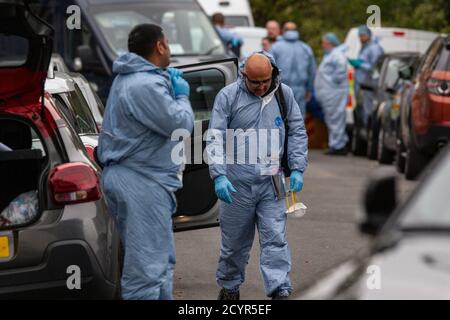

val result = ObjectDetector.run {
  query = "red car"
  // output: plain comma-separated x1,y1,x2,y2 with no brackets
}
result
399,36,450,179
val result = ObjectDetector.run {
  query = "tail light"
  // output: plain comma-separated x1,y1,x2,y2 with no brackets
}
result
393,31,406,37
84,144,95,162
427,78,450,96
49,163,101,205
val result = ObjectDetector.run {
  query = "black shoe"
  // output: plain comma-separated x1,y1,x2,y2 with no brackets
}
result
325,148,348,156
271,289,290,300
218,288,240,300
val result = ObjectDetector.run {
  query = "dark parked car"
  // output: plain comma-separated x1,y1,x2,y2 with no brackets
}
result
377,55,422,165
397,35,450,180
298,145,450,300
352,52,421,160
32,0,230,102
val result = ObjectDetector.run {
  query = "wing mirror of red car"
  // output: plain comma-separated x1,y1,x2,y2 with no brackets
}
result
360,168,397,237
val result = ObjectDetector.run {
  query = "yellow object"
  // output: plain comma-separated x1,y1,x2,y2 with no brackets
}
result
0,236,10,258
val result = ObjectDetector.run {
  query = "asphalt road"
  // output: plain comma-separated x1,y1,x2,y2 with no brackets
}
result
173,150,417,300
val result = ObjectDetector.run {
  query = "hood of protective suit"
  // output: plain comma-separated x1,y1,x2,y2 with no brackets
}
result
282,30,300,42
238,51,281,95
113,52,161,75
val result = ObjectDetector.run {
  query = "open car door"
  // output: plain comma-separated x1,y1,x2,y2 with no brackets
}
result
173,58,238,232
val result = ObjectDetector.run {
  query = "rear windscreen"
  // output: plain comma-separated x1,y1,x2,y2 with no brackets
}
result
0,33,29,68
434,47,450,71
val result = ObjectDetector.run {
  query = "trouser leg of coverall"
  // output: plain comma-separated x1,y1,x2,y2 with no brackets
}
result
256,180,292,297
217,182,256,291
102,166,176,300
322,91,349,150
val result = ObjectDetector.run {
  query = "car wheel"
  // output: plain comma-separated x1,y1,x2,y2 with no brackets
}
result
351,123,366,156
377,127,394,164
395,140,406,174
366,122,378,160
405,140,429,180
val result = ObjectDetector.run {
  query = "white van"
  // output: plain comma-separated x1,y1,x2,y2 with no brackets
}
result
231,27,267,58
197,0,255,27
343,27,440,126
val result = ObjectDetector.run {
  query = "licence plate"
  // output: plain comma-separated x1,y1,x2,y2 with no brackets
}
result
0,233,13,261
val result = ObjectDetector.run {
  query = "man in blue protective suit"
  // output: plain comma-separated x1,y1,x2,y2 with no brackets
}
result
315,33,349,156
212,12,243,58
348,25,384,126
207,52,308,300
270,22,317,116
97,24,194,300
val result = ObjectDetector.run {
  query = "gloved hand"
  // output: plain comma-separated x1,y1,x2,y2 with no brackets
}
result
172,76,190,98
230,37,241,48
214,176,237,204
168,67,184,79
290,171,304,193
348,58,363,69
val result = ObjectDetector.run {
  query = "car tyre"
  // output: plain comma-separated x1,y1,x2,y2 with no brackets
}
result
395,139,406,174
378,127,394,164
366,121,378,160
351,123,366,156
405,140,428,180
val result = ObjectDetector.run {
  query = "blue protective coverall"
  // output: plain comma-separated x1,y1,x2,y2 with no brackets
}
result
207,52,308,297
270,31,317,116
355,39,384,125
215,26,243,57
315,44,350,150
98,53,194,300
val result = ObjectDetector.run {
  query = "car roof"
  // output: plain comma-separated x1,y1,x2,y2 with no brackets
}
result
45,72,76,95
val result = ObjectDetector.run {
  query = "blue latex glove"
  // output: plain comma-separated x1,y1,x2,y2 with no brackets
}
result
172,76,190,98
290,171,304,193
348,58,363,69
168,67,184,79
214,176,237,204
230,37,241,48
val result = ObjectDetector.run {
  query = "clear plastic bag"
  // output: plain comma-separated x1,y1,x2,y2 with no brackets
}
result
0,191,39,227
285,192,307,219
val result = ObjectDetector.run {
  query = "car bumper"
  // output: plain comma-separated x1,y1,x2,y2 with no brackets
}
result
0,240,118,299
416,124,450,153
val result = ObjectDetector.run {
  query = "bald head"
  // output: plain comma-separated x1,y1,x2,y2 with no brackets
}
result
283,22,297,33
243,54,273,97
245,54,272,76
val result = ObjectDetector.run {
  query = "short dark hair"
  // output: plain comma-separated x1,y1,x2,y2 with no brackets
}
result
128,24,164,58
212,12,225,25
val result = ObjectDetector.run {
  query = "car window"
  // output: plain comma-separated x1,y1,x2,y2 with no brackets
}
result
419,37,444,73
53,95,80,133
184,68,226,121
0,33,29,67
224,16,250,28
91,2,225,56
434,46,450,71
384,58,410,89
66,85,98,135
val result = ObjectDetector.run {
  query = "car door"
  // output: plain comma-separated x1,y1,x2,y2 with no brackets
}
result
172,58,238,231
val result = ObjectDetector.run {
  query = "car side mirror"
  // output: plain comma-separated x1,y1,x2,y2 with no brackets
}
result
360,81,375,92
398,66,413,80
385,87,396,94
76,45,104,74
360,169,397,236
